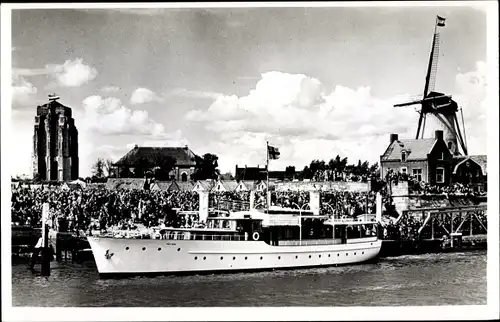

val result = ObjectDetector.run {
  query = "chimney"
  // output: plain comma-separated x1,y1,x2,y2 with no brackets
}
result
390,134,398,143
184,145,188,150
435,130,443,141
134,144,138,149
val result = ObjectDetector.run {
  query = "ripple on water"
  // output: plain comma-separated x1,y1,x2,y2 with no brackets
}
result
11,250,487,307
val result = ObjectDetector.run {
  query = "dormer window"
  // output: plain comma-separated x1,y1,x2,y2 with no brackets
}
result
438,152,444,160
401,151,407,162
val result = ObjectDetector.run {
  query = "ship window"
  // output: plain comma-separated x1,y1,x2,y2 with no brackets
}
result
158,248,161,251
278,256,281,260
346,253,348,256
125,247,129,250
309,255,311,259
362,251,364,254
177,248,181,252
220,256,224,260
295,255,298,259
194,256,198,260
233,257,236,260
354,252,356,255
203,257,206,260
245,257,248,260
328,254,331,257
337,254,339,256
142,247,146,251
319,255,321,258
260,256,263,260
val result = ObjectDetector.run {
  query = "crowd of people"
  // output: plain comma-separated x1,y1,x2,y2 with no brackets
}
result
320,191,376,218
11,177,487,243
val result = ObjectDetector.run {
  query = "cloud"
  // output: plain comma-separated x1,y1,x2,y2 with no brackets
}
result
101,85,121,93
130,87,164,105
14,58,98,88
52,58,98,87
167,88,224,100
452,61,487,155
12,74,38,108
80,95,166,136
185,69,487,173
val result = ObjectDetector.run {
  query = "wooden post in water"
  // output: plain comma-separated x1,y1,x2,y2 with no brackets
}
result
41,203,51,277
470,212,473,236
450,213,454,248
431,216,435,240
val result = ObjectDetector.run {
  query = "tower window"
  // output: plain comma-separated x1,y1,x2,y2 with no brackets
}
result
436,167,445,183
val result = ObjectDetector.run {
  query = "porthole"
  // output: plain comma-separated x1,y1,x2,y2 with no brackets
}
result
220,256,224,260
337,254,340,257
278,256,281,260
142,247,146,251
203,256,206,260
295,255,298,259
177,248,181,252
370,243,373,245
233,257,236,260
362,251,364,254
319,255,321,258
125,247,129,250
260,256,263,260
328,254,331,257
245,257,248,260
354,252,356,255
194,256,198,260
158,248,161,251
346,253,348,256
309,255,311,259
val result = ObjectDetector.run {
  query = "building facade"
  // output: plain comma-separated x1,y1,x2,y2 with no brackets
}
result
32,97,79,181
380,130,455,185
113,145,197,181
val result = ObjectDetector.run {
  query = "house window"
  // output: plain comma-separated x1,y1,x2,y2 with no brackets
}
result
181,172,188,182
400,167,407,175
438,152,444,160
412,168,422,181
401,151,407,162
436,167,445,183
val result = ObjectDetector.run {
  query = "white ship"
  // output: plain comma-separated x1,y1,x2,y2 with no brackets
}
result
87,204,382,277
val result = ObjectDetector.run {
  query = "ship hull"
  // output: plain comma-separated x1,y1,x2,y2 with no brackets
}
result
88,237,382,277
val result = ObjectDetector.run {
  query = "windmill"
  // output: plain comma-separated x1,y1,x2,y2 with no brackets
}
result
394,16,468,156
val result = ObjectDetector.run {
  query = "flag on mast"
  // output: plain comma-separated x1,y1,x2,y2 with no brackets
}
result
437,16,446,27
267,145,280,160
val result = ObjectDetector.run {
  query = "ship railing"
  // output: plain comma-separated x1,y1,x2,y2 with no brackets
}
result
278,238,343,246
161,232,248,241
209,199,251,212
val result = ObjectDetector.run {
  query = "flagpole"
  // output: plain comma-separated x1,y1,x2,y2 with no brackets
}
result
266,141,269,213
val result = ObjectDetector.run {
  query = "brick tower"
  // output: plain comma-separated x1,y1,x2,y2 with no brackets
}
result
32,94,79,181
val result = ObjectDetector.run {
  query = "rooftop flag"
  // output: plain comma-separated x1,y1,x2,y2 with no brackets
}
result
437,16,446,27
268,145,280,160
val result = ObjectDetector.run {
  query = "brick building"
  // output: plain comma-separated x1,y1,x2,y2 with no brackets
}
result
380,130,487,191
113,145,197,181
380,130,455,185
32,97,79,181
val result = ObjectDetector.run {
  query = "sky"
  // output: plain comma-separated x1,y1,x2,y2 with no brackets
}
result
10,5,489,178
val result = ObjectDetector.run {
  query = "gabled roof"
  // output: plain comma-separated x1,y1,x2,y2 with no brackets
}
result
106,178,146,190
220,180,239,191
453,155,487,175
114,146,197,167
193,180,215,192
470,155,487,175
150,181,171,191
170,181,195,191
381,138,437,161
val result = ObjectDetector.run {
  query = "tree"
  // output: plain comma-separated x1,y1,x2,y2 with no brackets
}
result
151,152,176,181
103,159,115,178
92,158,106,180
191,153,220,180
220,172,234,180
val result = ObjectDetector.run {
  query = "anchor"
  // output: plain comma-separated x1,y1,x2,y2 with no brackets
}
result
105,249,114,260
